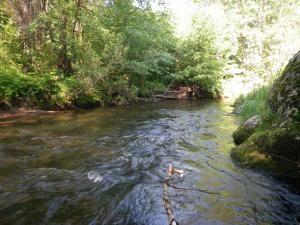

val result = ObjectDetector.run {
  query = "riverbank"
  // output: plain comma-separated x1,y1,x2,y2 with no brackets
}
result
0,92,227,121
0,95,158,120
0,98,156,120
230,51,300,184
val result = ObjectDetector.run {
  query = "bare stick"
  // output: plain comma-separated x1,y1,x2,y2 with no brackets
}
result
163,164,221,224
163,164,181,225
168,184,220,194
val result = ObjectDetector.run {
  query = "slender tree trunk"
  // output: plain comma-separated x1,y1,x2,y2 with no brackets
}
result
73,0,83,38
10,0,49,72
58,14,72,74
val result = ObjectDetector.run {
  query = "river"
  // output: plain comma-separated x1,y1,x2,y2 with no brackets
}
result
0,100,299,225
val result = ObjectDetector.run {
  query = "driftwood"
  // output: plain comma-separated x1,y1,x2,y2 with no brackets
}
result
163,164,184,225
153,95,178,99
165,91,181,93
163,164,220,225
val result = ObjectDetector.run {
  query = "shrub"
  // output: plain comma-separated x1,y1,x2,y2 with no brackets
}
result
0,69,62,109
139,81,166,97
100,79,138,106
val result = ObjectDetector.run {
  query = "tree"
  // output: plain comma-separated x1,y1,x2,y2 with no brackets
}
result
175,19,224,98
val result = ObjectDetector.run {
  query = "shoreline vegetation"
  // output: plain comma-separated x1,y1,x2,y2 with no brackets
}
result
2,1,299,113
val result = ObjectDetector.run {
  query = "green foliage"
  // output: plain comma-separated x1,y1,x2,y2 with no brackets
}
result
116,5,177,87
234,85,274,122
139,81,166,97
176,24,224,98
100,79,138,106
0,5,21,71
0,70,62,109
7,0,297,109
217,0,300,80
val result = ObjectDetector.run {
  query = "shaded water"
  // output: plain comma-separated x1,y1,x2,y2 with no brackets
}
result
0,100,299,225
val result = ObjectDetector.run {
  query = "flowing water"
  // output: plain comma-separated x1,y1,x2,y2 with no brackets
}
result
0,100,299,225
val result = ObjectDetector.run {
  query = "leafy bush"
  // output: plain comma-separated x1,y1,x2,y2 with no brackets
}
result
63,77,103,108
100,79,138,106
0,70,62,109
139,81,166,97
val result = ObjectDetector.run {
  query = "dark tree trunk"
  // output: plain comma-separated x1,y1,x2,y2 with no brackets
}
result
57,14,72,75
10,0,49,72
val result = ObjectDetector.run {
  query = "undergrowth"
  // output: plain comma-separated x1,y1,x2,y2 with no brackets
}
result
234,84,275,122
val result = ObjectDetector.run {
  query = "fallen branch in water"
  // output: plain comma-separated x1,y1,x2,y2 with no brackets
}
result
168,184,220,194
163,164,182,225
162,164,220,225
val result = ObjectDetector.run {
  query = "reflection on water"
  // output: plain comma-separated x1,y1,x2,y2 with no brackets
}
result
0,100,299,225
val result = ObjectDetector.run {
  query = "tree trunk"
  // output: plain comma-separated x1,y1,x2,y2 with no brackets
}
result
57,14,72,74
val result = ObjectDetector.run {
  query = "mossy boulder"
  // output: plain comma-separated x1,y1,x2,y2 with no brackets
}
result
231,51,300,180
233,115,261,144
231,125,300,178
268,51,300,123
231,139,278,173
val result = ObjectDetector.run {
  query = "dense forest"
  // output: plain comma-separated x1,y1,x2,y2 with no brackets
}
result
0,0,221,109
1,0,299,110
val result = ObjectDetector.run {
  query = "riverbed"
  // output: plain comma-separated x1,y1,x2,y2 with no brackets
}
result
0,100,299,224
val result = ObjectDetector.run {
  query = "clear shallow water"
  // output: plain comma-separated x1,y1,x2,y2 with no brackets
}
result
0,100,299,225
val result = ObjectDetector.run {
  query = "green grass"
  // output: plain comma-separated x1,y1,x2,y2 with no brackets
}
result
234,85,275,122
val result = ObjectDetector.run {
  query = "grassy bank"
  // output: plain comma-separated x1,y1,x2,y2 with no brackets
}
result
233,85,274,122
231,83,300,180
